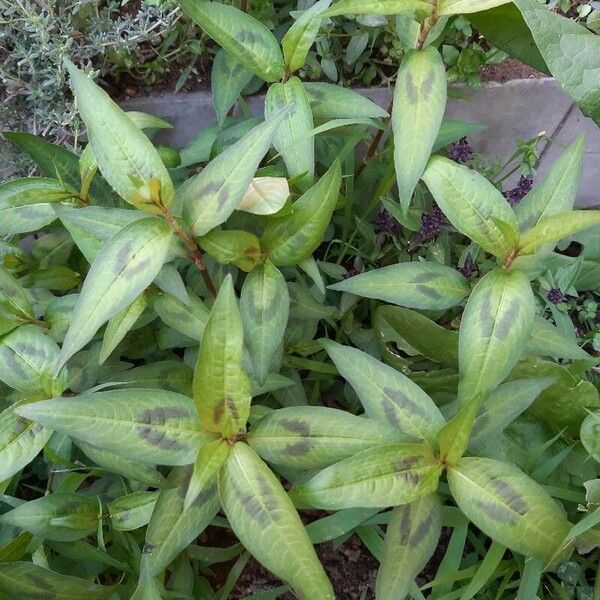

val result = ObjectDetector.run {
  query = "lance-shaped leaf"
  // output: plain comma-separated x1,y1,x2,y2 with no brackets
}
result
282,0,332,74
141,466,220,576
65,60,174,211
437,0,510,15
240,261,289,385
515,135,584,231
448,457,570,561
323,340,445,441
265,77,315,186
304,82,389,120
0,326,66,396
324,0,432,17
184,439,230,511
329,261,469,310
219,442,334,599
109,491,158,531
393,47,447,213
154,292,209,342
0,266,34,325
181,113,287,237
198,229,262,272
518,211,600,256
193,275,251,437
211,49,253,126
55,217,173,372
580,412,600,465
291,443,442,509
376,494,442,600
437,398,482,466
514,0,600,125
0,493,99,542
237,177,290,215
0,562,115,599
422,156,519,259
526,316,589,361
16,389,215,466
249,406,407,469
0,177,75,235
458,269,534,404
179,0,283,81
0,405,52,482
261,159,341,266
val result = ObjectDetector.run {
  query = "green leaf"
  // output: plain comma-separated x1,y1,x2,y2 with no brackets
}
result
0,562,115,599
265,77,315,186
303,82,389,120
193,275,251,437
393,47,447,213
514,0,600,124
0,266,34,325
198,229,262,272
16,389,215,466
261,159,341,266
282,0,332,74
438,0,510,15
237,177,290,215
248,406,407,469
376,494,442,600
219,442,334,599
322,340,445,441
458,269,534,403
515,135,584,232
329,261,469,310
526,316,589,361
154,292,210,342
422,156,519,259
0,405,52,482
181,113,287,237
108,491,158,531
179,0,284,81
0,177,75,235
437,398,482,466
56,217,173,372
324,0,432,17
240,261,289,385
142,466,220,576
432,120,487,153
211,49,253,127
448,456,570,561
580,412,600,465
291,443,442,509
184,439,230,511
519,211,600,255
0,493,99,541
65,60,175,211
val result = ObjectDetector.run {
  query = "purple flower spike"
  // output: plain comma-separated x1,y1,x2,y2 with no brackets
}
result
419,205,447,240
344,267,360,279
503,176,533,207
448,138,474,163
547,288,565,304
374,208,400,234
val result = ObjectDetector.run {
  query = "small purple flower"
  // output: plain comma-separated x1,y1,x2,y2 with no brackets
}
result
420,205,447,240
374,208,400,234
503,176,533,207
344,267,360,279
448,138,474,163
547,288,565,304
458,256,475,277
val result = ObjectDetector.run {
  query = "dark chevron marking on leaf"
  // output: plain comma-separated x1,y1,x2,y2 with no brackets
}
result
411,515,434,547
398,507,412,544
421,71,435,98
494,302,519,341
383,388,430,420
405,73,418,103
116,241,133,266
394,456,420,471
280,419,310,435
225,396,240,422
415,285,442,300
217,188,229,208
285,440,314,456
137,408,191,423
411,272,439,284
231,473,281,527
198,181,221,197
480,297,495,333
474,500,518,524
382,399,401,428
135,407,191,450
488,478,529,516
213,403,224,425
126,257,152,277
137,426,185,450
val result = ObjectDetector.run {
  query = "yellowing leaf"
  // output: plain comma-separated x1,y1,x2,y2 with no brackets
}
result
198,229,263,272
438,0,511,15
324,0,432,17
237,177,290,215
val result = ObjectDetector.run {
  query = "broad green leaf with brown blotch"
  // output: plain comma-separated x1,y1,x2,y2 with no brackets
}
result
193,275,251,437
261,159,341,266
448,457,570,561
198,229,262,272
422,156,520,259
240,261,289,385
303,82,389,120
219,442,334,599
0,493,99,542
179,0,283,81
437,0,511,15
237,177,290,215
376,494,442,600
515,135,584,231
265,77,315,187
180,113,287,237
141,466,220,576
65,60,174,211
153,292,210,342
323,340,445,441
0,326,66,396
0,266,34,326
0,404,52,483
329,261,469,310
526,315,589,361
0,177,75,235
324,0,431,17
16,389,215,466
0,562,115,599
108,491,158,531
393,47,447,213
290,443,442,509
55,217,173,373
518,211,600,255
458,269,535,404
282,0,332,74
248,406,408,469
